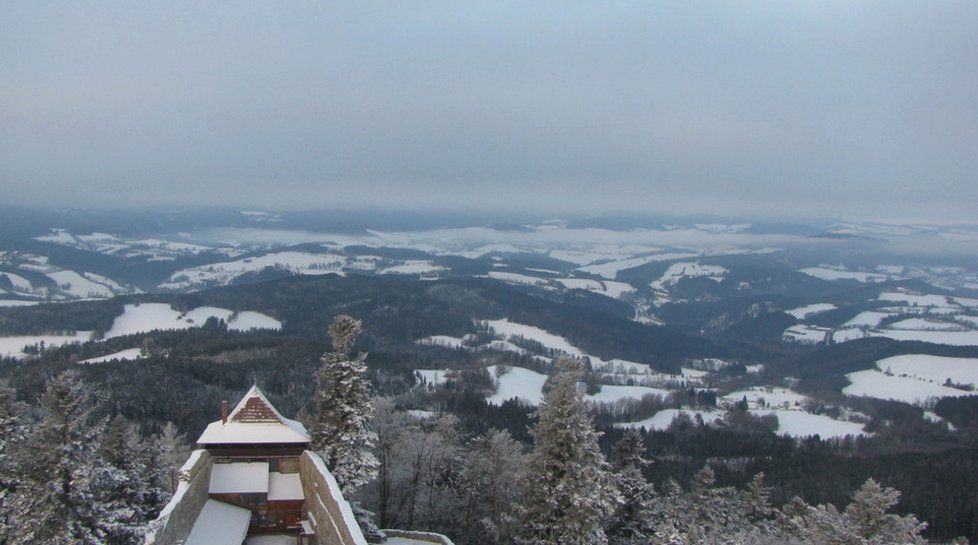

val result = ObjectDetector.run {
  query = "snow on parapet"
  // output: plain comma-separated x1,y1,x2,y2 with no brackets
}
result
303,451,368,545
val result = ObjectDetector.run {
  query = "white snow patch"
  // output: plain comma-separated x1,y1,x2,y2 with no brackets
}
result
844,370,976,405
487,365,549,406
843,311,891,329
46,270,114,298
876,354,978,389
577,253,698,279
614,409,724,431
650,262,727,292
783,325,829,344
722,387,807,409
416,335,467,349
585,385,669,404
0,331,94,359
798,268,886,282
751,409,867,439
80,348,143,364
556,278,636,299
104,303,281,338
785,303,836,320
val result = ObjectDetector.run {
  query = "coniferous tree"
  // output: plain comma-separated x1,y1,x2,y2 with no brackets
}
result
311,315,379,494
7,371,124,545
515,357,619,545
607,429,656,545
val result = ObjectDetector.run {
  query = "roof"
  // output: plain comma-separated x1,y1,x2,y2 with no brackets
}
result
268,472,304,501
196,385,311,445
185,499,251,545
209,462,270,494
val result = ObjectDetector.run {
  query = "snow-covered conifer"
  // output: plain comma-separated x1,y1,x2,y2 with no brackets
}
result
7,371,117,545
0,383,26,544
311,315,379,494
515,357,619,545
607,429,656,545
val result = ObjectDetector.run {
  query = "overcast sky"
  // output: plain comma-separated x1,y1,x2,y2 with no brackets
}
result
2,2,976,222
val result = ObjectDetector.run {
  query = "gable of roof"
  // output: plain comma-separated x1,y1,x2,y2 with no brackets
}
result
196,385,311,445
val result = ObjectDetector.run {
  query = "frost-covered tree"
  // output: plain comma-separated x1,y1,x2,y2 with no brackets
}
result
311,315,379,494
460,429,525,545
6,371,127,545
607,429,656,545
0,383,26,544
515,357,619,545
777,478,927,545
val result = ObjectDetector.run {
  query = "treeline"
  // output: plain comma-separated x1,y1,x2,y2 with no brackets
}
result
0,372,188,545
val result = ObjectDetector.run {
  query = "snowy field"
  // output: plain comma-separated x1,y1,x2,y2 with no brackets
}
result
842,311,890,329
875,354,978,389
482,319,587,358
783,325,829,344
585,385,669,404
0,331,94,359
751,409,867,439
415,335,467,349
865,329,978,346
650,262,727,292
105,303,282,338
0,300,40,307
722,387,808,409
555,278,636,299
160,251,347,289
615,409,724,431
844,370,976,405
578,252,698,279
785,303,836,320
486,365,549,406
80,348,143,364
798,267,887,282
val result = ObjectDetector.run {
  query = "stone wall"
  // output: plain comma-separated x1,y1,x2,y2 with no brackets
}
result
144,450,213,545
381,529,455,545
298,451,367,545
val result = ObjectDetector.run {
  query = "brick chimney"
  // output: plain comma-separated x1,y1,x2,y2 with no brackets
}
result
221,400,229,424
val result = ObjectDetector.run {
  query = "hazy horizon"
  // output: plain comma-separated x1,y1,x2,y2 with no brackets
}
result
3,2,977,223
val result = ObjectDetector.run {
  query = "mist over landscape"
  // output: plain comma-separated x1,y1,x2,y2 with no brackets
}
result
2,3,977,545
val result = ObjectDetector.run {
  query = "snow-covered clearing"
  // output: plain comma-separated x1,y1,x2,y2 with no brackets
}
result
80,348,143,364
783,325,829,344
798,267,887,282
876,354,978,389
486,365,549,406
650,263,727,292
486,271,551,286
842,311,890,329
378,261,444,275
844,370,976,405
751,409,867,439
889,318,965,331
0,272,33,291
865,329,978,346
585,385,669,404
0,331,94,358
415,335,467,349
105,303,281,338
614,409,724,431
785,303,836,320
482,319,586,358
832,328,866,343
577,253,698,279
722,387,807,409
46,270,115,298
0,299,40,307
161,251,347,289
556,278,636,299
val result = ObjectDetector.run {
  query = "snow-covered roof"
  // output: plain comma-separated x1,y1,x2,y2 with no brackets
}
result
209,462,270,494
268,472,304,501
185,499,251,545
196,385,311,445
